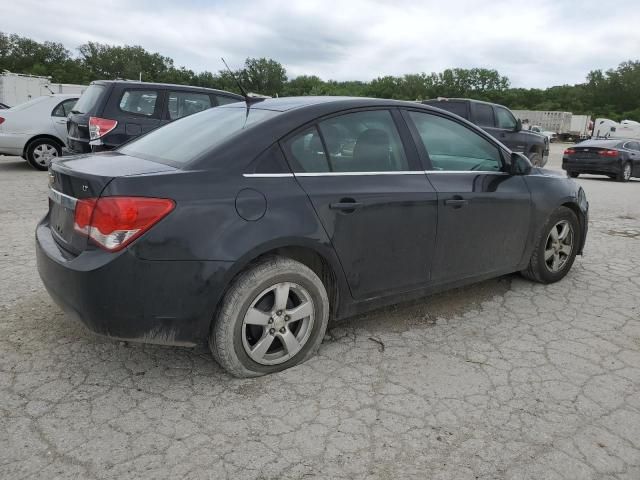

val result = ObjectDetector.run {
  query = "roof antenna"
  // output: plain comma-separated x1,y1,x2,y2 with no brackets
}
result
221,58,268,107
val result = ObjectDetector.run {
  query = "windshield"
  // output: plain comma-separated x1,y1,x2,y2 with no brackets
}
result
119,106,280,166
72,84,106,114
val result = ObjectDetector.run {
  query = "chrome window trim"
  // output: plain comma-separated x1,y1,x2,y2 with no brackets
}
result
243,173,295,178
48,188,77,209
295,171,425,177
243,170,509,178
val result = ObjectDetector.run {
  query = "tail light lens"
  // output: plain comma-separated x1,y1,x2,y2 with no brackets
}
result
74,196,175,252
564,148,575,155
89,116,118,140
598,149,618,157
0,116,4,125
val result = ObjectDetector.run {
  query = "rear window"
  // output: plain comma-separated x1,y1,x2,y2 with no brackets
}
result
72,84,106,114
119,106,280,166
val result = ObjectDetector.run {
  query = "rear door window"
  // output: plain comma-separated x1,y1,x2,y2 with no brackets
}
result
216,95,241,106
475,103,495,127
167,91,212,120
119,90,159,116
431,101,468,119
52,98,78,117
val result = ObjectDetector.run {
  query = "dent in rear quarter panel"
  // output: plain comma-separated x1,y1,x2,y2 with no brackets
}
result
522,170,585,263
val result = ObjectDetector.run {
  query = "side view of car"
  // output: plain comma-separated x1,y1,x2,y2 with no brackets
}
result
0,94,78,170
422,98,550,167
563,138,640,181
37,97,588,378
66,80,243,154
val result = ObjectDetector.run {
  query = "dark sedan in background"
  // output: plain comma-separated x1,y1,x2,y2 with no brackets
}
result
563,138,640,181
37,97,588,377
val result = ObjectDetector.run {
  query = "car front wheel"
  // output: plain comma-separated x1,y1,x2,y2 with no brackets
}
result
521,206,580,284
210,256,330,377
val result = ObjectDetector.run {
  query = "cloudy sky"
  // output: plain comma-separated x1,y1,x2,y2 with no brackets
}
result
2,0,640,88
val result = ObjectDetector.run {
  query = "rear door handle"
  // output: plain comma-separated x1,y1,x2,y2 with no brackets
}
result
444,199,468,208
329,200,362,212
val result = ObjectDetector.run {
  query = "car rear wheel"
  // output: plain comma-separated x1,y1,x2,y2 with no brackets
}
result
521,206,580,284
617,162,632,182
26,139,61,170
567,171,579,178
210,256,329,377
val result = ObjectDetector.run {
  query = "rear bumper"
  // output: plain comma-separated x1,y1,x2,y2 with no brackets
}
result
66,136,92,154
562,159,619,175
36,218,233,346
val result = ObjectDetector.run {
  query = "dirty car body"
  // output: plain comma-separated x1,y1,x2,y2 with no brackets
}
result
36,97,588,351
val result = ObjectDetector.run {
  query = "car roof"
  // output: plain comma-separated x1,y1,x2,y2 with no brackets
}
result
220,96,438,113
90,80,243,98
423,97,508,109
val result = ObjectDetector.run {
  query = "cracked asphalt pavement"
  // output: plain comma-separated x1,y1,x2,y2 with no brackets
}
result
1,144,639,479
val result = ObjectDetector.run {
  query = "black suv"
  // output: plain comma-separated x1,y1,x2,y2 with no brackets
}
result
66,80,243,154
422,98,549,167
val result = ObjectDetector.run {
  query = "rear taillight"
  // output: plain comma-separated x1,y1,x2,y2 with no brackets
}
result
89,116,118,140
598,149,618,157
564,148,575,155
0,116,4,125
74,196,175,252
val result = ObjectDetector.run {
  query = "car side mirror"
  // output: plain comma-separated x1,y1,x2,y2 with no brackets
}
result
510,152,532,175
515,118,522,132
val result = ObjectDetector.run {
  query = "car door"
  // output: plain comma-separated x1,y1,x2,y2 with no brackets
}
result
481,104,525,153
403,109,532,282
112,87,163,142
51,98,78,144
281,108,438,300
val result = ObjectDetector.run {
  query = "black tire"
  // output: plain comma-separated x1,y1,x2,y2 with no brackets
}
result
210,256,330,377
521,206,580,284
25,138,61,170
527,151,542,167
567,171,580,178
617,162,632,182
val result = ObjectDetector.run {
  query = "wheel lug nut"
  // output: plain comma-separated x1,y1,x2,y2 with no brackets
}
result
276,310,283,316
284,315,290,321
279,327,286,334
269,328,275,335
268,318,273,324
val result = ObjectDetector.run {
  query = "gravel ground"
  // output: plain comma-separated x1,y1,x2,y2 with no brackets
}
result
1,144,639,479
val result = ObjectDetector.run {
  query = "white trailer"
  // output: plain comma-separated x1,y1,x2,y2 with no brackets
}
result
593,118,640,140
512,110,591,141
0,72,86,108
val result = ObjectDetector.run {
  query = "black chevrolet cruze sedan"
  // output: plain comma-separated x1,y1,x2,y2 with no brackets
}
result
37,97,589,377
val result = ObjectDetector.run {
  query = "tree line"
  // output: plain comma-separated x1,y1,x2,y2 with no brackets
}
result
2,32,639,121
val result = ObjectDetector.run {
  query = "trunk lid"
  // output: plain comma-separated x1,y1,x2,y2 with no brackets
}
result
567,146,618,162
48,152,177,254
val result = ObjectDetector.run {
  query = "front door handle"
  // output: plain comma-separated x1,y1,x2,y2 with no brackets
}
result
444,198,468,208
330,199,362,212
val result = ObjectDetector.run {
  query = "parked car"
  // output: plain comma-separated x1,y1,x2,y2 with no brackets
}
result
422,98,550,167
37,97,589,377
529,125,557,143
66,80,243,154
0,94,78,170
563,138,640,181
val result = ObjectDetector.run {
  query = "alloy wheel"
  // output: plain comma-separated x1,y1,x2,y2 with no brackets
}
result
241,282,315,365
623,163,632,181
544,220,574,273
